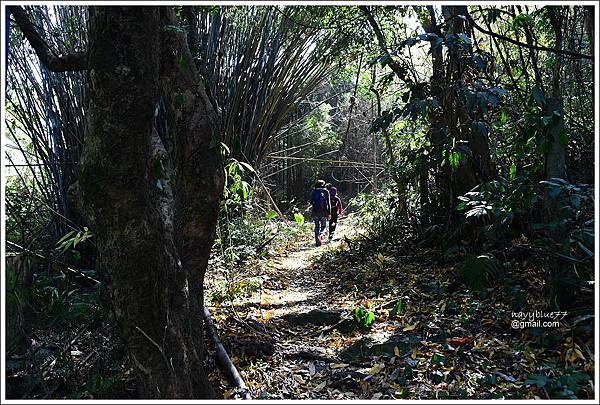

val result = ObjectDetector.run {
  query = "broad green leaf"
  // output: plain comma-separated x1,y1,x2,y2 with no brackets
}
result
558,131,568,146
457,33,472,45
525,374,548,388
449,151,461,170
466,206,488,218
390,299,406,318
294,212,304,225
509,164,517,181
220,142,231,156
531,85,544,107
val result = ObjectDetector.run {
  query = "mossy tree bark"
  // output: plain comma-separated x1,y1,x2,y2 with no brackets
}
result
77,7,223,398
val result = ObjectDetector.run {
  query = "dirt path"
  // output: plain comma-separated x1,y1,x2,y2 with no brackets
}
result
208,217,367,399
250,218,356,320
241,218,368,399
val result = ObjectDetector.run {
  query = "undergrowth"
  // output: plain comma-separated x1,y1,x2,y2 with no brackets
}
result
313,184,595,399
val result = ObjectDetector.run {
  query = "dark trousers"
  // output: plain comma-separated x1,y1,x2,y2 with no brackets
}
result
329,212,338,237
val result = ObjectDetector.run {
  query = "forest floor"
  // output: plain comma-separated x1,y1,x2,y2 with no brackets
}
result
205,214,595,400
6,214,594,400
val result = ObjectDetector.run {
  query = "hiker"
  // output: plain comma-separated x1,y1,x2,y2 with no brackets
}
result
311,179,331,247
327,185,344,240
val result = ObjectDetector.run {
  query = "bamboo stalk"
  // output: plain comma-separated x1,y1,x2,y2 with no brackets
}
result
264,155,385,169
193,6,335,165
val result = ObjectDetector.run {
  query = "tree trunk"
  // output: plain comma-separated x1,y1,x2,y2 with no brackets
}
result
369,82,405,216
382,126,407,217
443,6,474,197
545,7,570,310
78,6,222,398
544,98,566,179
6,254,38,355
546,6,567,180
584,6,594,56
442,5,494,198
419,6,444,216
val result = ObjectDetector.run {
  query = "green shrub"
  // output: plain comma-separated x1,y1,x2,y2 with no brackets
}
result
459,254,502,290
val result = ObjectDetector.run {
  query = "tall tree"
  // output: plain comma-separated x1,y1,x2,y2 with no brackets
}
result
544,6,570,309
442,5,494,198
10,5,223,397
545,6,567,181
360,6,411,216
417,5,444,214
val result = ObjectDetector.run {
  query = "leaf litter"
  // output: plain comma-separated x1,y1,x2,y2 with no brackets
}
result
204,215,595,400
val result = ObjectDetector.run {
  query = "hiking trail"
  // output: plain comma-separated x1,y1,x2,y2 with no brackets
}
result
206,216,370,399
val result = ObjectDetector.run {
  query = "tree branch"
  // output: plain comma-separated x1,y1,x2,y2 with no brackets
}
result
8,5,88,71
467,11,592,60
203,306,252,400
360,6,414,84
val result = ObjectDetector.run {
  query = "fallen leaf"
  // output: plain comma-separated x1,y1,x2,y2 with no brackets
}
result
406,358,418,367
261,310,274,321
394,346,400,356
313,381,327,392
308,361,316,376
447,337,473,346
330,363,350,369
368,362,386,375
294,374,305,384
360,379,369,394
496,371,516,382
403,322,418,331
566,347,585,364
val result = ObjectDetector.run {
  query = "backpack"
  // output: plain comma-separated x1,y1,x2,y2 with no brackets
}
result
332,195,341,213
311,188,330,214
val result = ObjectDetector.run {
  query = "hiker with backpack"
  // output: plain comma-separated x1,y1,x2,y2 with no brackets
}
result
327,185,344,240
311,179,331,247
